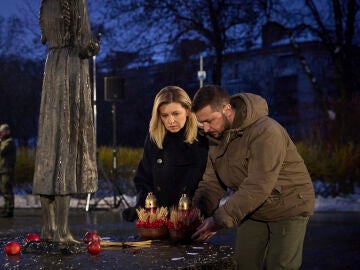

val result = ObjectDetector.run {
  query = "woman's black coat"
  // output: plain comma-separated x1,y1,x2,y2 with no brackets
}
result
134,128,208,209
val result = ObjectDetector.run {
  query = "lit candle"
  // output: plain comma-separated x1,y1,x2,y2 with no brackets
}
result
178,194,191,217
145,192,157,213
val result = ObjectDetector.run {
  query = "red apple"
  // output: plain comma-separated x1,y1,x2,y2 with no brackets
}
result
5,241,21,256
25,233,41,243
87,241,101,255
83,231,100,244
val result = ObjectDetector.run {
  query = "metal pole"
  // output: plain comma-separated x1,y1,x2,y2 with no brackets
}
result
85,55,97,212
112,102,117,207
200,56,203,88
93,55,97,135
112,103,117,170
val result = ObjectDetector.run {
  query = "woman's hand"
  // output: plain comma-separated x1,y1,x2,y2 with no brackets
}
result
122,207,137,222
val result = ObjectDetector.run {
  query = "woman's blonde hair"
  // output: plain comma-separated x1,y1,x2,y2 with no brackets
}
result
149,86,198,149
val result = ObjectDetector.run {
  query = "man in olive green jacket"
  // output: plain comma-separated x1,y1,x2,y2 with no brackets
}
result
0,124,16,218
191,85,315,270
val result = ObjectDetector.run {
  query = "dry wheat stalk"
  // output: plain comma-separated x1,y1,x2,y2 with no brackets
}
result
136,206,169,222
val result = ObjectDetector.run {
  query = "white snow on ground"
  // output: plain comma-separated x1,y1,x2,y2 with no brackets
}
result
315,194,360,212
0,194,138,210
1,193,360,212
1,181,360,211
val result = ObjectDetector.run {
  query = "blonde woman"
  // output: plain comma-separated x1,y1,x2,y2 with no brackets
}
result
122,86,208,221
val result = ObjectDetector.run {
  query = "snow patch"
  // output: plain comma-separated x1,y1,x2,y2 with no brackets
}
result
2,189,360,212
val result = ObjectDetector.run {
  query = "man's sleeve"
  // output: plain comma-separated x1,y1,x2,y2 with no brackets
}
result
192,156,227,218
213,125,286,228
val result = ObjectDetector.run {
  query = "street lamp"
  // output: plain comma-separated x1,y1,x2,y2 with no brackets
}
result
197,56,206,88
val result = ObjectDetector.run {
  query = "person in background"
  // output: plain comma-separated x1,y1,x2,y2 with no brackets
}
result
33,0,99,243
122,86,208,221
0,124,16,218
191,85,315,270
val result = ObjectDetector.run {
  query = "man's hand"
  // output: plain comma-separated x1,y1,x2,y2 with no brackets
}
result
191,217,219,242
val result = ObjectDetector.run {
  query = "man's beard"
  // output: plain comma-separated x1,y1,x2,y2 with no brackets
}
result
212,113,231,139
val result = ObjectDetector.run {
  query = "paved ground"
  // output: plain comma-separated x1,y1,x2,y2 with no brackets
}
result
0,209,359,269
0,208,235,270
302,212,360,269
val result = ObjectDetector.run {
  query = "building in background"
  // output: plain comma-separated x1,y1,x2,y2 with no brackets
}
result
99,22,352,146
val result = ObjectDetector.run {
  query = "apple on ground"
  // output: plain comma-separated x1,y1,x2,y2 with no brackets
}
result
87,241,101,255
25,233,41,243
83,231,100,244
5,242,21,256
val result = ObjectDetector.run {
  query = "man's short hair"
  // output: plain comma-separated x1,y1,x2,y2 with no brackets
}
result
192,85,230,113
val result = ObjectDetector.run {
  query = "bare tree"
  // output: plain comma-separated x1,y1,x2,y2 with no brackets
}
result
0,1,44,145
101,0,260,84
0,0,45,60
266,0,360,143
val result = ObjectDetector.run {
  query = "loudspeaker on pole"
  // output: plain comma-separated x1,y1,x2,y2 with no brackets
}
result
104,76,125,102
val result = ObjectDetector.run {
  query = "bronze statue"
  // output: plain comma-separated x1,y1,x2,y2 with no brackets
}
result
33,0,99,243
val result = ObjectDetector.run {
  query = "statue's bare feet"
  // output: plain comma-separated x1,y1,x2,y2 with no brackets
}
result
41,228,55,242
54,232,81,244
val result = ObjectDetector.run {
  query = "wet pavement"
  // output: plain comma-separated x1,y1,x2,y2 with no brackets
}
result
302,212,360,270
0,208,359,269
0,208,235,269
